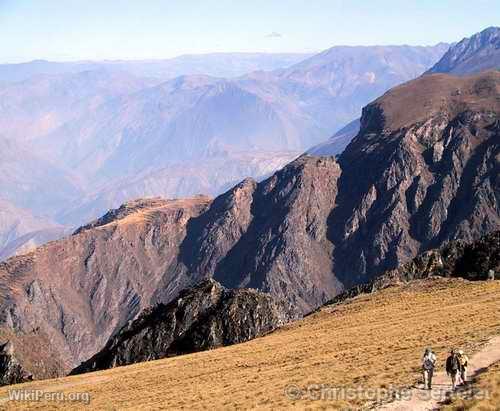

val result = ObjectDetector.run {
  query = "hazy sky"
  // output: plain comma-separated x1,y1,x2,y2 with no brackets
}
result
1,0,499,63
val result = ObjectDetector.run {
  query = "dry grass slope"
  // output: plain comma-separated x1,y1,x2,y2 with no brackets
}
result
373,70,500,129
1,278,499,410
441,361,500,411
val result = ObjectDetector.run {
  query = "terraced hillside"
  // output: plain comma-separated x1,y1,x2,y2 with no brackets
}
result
1,278,499,410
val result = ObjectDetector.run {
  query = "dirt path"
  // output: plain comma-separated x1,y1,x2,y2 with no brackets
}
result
378,335,500,411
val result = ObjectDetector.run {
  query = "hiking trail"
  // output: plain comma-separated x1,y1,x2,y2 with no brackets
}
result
378,335,500,411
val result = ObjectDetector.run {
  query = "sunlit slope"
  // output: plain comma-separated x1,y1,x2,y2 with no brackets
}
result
442,361,500,410
1,278,499,410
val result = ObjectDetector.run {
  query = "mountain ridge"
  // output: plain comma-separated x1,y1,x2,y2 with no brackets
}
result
427,26,500,75
0,68,498,383
70,278,299,375
0,43,448,252
0,53,314,84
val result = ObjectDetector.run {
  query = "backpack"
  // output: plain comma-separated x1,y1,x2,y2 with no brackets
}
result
423,357,434,370
450,355,460,372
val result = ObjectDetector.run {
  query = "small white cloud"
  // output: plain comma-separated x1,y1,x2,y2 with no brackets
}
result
265,32,283,39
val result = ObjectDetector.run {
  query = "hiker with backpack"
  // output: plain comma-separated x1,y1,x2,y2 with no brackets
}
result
457,349,469,385
446,349,460,390
422,347,437,390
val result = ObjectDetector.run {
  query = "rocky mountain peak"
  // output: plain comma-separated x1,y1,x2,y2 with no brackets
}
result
329,70,499,288
71,278,299,374
358,70,500,133
427,26,500,75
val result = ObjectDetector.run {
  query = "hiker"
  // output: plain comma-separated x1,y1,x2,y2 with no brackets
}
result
422,347,437,389
457,349,469,385
487,269,495,281
446,349,460,390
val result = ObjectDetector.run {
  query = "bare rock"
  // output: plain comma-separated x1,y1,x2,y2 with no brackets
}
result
71,279,299,374
329,230,499,304
0,341,33,386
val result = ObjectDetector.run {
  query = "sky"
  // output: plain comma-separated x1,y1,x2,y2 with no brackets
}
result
1,0,499,63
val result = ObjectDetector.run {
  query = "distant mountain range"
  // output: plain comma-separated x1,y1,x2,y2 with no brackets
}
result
308,26,500,157
0,53,314,84
1,60,498,382
0,199,68,261
0,42,452,258
306,118,360,156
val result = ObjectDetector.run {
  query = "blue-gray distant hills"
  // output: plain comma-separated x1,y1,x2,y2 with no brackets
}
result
307,26,500,157
0,53,314,84
0,45,449,258
306,118,360,156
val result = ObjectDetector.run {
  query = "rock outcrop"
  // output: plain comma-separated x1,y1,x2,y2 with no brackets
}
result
71,279,299,374
0,341,32,386
329,230,499,305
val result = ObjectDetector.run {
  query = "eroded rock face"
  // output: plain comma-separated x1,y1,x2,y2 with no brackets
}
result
0,197,212,379
329,71,500,288
179,156,343,314
71,279,299,374
329,231,500,304
0,341,32,386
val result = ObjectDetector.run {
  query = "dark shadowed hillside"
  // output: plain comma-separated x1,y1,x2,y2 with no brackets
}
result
71,279,299,374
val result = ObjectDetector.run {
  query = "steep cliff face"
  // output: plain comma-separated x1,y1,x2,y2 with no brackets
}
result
0,341,33,386
0,197,211,378
177,156,342,313
427,26,500,75
71,279,299,374
329,71,500,287
0,71,498,384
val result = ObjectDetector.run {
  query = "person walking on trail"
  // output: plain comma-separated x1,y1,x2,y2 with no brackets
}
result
457,349,469,385
446,349,461,390
422,348,437,390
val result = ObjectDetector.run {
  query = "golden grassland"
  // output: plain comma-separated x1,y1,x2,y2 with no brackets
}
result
441,361,500,411
1,278,499,410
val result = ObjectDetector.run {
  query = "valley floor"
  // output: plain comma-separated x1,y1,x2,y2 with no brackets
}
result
1,278,499,410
